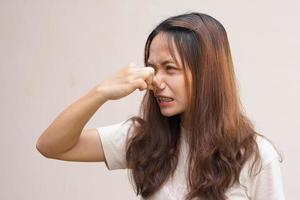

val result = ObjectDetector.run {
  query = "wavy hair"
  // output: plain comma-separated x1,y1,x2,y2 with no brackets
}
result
125,12,269,200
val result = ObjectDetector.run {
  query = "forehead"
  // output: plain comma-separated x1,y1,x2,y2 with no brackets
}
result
148,33,180,64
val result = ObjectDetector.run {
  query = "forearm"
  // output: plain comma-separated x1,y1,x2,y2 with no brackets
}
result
36,86,108,156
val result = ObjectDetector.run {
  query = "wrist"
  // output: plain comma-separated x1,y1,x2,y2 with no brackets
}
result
86,84,110,102
96,84,112,100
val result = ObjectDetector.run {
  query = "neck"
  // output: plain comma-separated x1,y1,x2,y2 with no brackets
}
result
180,113,188,130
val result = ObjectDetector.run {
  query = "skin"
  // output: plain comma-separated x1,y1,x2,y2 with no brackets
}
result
93,32,192,128
35,33,193,161
147,33,192,128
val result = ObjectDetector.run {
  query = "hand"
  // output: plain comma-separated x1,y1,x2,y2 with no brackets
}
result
95,63,159,100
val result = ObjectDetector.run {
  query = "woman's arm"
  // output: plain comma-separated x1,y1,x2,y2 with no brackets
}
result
35,64,156,160
36,86,108,157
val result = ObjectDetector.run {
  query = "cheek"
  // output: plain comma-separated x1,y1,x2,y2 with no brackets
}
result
169,79,187,98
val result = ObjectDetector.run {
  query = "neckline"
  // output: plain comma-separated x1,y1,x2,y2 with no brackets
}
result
179,123,185,130
180,124,190,132
180,124,188,141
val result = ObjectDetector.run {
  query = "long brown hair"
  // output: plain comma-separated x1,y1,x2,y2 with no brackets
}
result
125,12,267,200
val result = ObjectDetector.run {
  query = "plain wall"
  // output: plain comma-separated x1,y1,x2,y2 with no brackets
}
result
0,0,299,199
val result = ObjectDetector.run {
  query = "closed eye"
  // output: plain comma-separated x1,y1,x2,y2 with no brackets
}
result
146,64,178,74
166,66,177,70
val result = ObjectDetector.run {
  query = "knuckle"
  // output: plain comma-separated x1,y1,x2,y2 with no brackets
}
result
149,67,155,74
138,78,144,83
146,67,154,75
127,66,135,74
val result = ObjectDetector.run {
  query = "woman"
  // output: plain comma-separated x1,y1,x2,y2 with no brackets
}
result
36,12,285,200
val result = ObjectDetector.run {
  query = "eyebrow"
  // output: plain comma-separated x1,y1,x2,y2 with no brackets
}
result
146,60,176,68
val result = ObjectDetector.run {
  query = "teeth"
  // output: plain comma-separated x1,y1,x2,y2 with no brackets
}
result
158,97,173,102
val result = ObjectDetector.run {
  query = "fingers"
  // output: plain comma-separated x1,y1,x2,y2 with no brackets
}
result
127,64,154,78
138,67,162,92
126,63,160,92
130,65,155,88
141,66,155,81
144,67,155,87
134,73,158,92
134,78,148,91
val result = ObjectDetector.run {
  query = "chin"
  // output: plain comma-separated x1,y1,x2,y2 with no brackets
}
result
160,109,181,117
161,113,175,117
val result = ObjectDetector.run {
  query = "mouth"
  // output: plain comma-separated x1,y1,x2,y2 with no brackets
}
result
156,96,174,104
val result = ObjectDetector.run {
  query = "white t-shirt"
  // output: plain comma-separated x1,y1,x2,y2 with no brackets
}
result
97,120,285,200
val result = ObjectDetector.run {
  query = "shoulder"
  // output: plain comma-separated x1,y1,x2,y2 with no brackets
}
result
96,119,135,170
239,134,282,180
242,136,285,199
237,135,284,198
97,119,134,138
255,135,282,169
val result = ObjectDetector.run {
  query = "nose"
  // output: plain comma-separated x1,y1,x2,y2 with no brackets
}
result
152,74,166,92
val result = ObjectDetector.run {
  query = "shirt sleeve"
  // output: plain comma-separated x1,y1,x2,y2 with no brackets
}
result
251,157,285,200
96,119,133,170
248,136,285,200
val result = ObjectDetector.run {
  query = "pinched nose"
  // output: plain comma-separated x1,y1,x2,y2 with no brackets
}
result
151,76,166,92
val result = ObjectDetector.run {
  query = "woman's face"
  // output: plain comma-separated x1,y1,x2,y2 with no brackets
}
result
147,32,192,119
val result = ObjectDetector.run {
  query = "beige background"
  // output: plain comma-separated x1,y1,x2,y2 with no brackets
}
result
1,0,299,199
